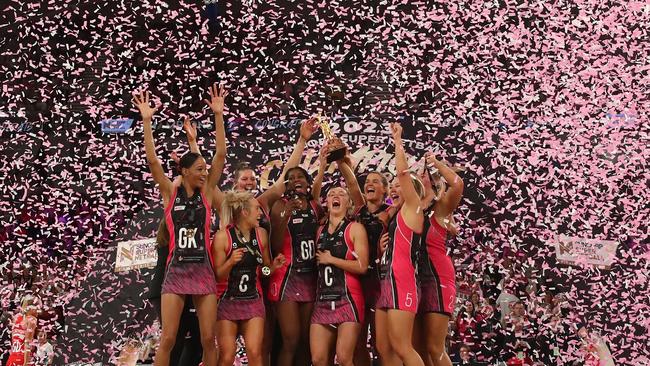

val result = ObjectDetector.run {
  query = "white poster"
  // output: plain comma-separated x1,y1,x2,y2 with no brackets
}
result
554,235,618,269
114,238,158,273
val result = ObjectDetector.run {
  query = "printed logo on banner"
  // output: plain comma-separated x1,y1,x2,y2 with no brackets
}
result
115,238,158,272
553,235,618,270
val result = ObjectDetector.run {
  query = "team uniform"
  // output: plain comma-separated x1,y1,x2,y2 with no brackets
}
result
311,218,365,324
376,211,422,313
161,186,218,295
355,204,389,308
217,225,266,321
417,211,456,316
268,199,320,302
6,314,34,366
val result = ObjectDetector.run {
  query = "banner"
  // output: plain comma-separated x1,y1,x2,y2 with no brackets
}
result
114,238,158,272
554,235,618,269
225,116,436,190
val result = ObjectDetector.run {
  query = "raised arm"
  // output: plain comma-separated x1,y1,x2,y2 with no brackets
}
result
133,90,173,203
204,83,228,191
390,123,422,228
183,117,200,154
258,117,318,210
426,152,464,218
336,151,364,210
311,144,328,202
420,156,437,210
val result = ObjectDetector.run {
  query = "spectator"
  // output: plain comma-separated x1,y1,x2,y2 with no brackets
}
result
469,292,482,318
33,330,55,366
505,341,534,366
497,277,521,325
577,326,615,366
534,315,562,365
456,343,479,365
455,301,479,349
475,299,503,363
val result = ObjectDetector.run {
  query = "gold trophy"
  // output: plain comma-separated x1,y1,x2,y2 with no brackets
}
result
317,113,347,163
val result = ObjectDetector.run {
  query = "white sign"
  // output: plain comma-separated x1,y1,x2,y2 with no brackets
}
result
115,238,158,272
554,235,618,269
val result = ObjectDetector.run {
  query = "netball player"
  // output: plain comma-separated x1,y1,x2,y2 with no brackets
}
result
340,160,391,366
133,83,227,366
310,182,369,366
325,147,389,366
267,146,327,366
147,118,203,366
375,123,426,366
5,295,38,366
414,152,464,366
213,191,286,366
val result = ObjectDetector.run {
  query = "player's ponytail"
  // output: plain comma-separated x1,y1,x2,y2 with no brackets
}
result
221,190,254,227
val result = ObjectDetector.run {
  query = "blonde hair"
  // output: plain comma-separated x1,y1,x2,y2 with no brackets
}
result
21,295,38,312
390,173,426,200
220,190,255,227
410,174,426,200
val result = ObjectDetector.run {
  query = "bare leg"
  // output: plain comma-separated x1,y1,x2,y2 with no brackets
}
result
262,304,275,366
335,322,362,366
193,294,219,366
154,294,185,366
353,310,373,366
216,319,238,366
374,308,401,366
276,301,301,366
241,317,265,366
424,313,452,366
413,314,433,366
310,324,336,366
387,309,424,366
296,302,315,366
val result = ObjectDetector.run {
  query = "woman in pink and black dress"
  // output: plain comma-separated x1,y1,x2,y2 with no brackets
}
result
415,152,464,366
212,191,285,366
309,149,369,366
133,83,227,366
375,123,427,366
333,150,390,366
268,154,326,366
